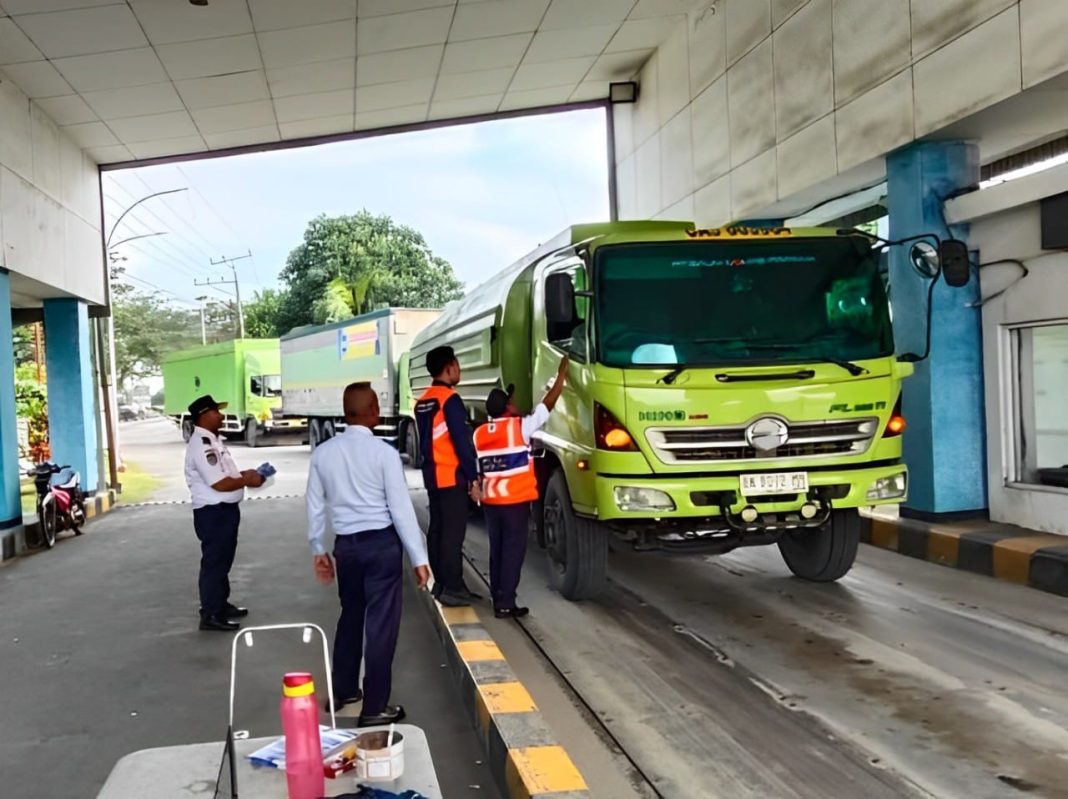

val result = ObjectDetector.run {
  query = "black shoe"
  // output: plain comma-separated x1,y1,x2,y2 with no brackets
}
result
325,690,363,713
461,587,483,601
358,704,405,727
437,590,470,607
494,606,530,619
223,603,249,619
199,615,240,632
431,583,443,600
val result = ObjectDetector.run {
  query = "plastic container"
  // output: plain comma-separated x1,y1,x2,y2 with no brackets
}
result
280,672,325,799
355,729,405,782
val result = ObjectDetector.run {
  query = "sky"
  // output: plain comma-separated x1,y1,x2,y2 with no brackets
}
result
101,108,609,311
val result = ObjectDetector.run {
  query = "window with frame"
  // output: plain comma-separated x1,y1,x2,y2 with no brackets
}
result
544,262,589,362
1012,323,1068,488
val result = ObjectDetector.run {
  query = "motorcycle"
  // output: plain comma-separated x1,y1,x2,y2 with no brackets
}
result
24,462,86,549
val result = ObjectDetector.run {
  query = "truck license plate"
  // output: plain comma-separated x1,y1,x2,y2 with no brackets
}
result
740,472,809,496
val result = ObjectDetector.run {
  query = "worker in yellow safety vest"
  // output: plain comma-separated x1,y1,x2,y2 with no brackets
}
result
473,356,569,618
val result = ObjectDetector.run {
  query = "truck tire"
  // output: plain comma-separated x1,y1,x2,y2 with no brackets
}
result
778,508,864,582
322,420,335,441
308,419,322,451
181,418,193,442
244,419,259,448
542,471,608,601
404,423,422,469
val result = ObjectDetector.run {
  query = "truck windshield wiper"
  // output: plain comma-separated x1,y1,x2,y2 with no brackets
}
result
658,366,687,385
742,342,868,376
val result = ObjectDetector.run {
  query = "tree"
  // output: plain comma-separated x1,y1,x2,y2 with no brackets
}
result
274,211,464,334
243,288,285,338
112,286,202,386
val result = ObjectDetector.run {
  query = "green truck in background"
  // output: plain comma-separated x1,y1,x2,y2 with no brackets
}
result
162,338,303,447
279,308,440,451
408,221,971,600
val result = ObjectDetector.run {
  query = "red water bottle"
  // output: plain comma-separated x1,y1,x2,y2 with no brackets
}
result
280,672,325,799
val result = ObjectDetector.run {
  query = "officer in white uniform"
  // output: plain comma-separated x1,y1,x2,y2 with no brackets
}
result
184,395,264,632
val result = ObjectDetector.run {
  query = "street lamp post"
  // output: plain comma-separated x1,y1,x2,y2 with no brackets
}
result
102,187,188,486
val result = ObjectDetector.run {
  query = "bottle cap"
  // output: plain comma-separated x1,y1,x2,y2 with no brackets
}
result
282,672,315,697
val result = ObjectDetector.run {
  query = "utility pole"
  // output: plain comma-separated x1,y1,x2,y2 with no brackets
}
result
198,251,251,339
195,295,208,345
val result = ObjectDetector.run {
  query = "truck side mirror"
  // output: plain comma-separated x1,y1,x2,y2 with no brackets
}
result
939,239,970,287
545,273,575,325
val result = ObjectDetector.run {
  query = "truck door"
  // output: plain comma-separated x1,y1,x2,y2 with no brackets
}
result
536,259,592,446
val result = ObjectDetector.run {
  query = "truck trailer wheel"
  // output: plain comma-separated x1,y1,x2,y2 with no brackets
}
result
778,508,864,582
181,418,193,442
542,471,607,601
244,420,259,448
308,419,322,451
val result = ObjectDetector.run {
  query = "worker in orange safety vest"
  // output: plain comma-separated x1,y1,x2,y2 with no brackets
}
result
473,356,569,618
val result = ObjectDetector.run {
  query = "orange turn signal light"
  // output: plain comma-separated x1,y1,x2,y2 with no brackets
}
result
886,415,906,436
604,429,634,449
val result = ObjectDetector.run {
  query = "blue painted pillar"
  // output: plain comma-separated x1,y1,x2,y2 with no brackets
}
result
887,141,986,515
43,299,99,492
0,271,22,535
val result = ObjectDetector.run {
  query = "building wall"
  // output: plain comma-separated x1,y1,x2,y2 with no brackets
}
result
613,0,1068,225
962,182,1068,534
0,77,104,305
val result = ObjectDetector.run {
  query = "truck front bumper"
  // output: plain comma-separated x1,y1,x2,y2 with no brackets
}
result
592,462,907,521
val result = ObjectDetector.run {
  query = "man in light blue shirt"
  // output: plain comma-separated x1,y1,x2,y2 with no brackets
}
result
306,382,430,728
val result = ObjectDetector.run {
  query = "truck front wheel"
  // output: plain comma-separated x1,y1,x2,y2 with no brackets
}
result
244,419,259,448
542,471,608,601
778,508,864,582
181,418,193,442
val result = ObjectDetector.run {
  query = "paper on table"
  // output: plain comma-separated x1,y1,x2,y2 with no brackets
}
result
247,726,357,770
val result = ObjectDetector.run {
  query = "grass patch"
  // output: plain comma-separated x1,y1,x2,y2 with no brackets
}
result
113,459,161,505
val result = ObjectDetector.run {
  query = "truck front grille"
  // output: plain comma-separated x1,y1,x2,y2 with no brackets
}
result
646,418,878,464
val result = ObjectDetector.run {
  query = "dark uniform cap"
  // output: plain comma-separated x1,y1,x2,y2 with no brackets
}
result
485,384,514,418
188,394,228,420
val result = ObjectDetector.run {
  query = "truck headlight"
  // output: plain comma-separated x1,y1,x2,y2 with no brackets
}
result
867,473,907,500
614,486,675,512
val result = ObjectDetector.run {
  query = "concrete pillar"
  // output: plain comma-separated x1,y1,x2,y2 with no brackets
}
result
0,271,22,543
43,298,99,493
887,141,986,516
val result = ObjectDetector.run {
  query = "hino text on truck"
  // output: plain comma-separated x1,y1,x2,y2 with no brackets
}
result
407,221,970,600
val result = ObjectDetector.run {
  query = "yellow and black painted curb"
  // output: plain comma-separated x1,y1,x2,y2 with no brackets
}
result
418,593,590,799
1,489,117,561
865,515,1068,597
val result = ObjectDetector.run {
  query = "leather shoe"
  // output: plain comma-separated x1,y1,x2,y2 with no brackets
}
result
461,587,483,601
437,590,470,607
494,606,530,619
325,690,363,713
199,615,240,632
358,705,405,727
223,603,249,619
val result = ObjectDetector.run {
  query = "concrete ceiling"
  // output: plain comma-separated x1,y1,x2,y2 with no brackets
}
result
0,0,697,165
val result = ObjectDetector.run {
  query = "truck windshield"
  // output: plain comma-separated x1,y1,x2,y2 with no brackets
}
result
263,374,282,397
594,237,893,368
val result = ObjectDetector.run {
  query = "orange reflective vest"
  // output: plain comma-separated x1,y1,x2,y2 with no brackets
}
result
416,384,461,489
473,416,538,505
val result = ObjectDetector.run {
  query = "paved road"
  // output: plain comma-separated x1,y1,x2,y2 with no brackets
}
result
0,499,499,799
461,517,1068,798
118,416,312,502
111,421,1068,797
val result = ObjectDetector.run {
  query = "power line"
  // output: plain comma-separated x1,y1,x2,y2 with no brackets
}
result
127,170,241,262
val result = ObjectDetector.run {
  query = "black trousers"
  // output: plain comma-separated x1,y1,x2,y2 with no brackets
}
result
332,527,403,716
192,502,240,618
484,503,530,610
426,486,469,595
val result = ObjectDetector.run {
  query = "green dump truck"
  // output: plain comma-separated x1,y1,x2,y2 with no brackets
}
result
407,221,970,600
162,338,303,446
279,308,440,450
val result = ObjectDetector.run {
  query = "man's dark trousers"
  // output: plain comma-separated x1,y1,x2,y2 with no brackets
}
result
332,527,403,715
192,501,240,618
426,486,469,595
483,502,530,610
